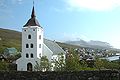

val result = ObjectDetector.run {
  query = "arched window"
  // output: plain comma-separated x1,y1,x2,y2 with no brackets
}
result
26,44,29,48
39,53,41,57
31,53,33,58
26,53,29,58
31,44,33,48
39,35,41,39
28,35,31,39
39,44,41,48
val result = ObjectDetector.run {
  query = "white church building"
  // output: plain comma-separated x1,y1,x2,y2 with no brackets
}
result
16,5,65,71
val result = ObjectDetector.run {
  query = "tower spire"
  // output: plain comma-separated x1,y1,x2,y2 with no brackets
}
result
23,0,41,27
31,0,36,18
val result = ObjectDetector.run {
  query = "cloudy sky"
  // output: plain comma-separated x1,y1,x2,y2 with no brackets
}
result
1,0,120,49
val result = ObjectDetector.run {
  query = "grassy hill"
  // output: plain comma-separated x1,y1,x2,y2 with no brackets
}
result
0,28,21,53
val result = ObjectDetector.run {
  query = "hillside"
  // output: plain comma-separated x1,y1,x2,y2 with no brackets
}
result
0,28,21,53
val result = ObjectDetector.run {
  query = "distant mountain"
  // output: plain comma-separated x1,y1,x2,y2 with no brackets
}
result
65,40,113,49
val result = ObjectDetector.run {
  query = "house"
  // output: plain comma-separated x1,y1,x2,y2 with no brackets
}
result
4,48,17,57
16,4,65,71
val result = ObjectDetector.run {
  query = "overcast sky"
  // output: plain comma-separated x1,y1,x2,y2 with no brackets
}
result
1,0,120,49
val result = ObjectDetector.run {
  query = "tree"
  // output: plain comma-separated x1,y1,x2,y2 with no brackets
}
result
34,56,51,71
94,58,120,70
94,58,106,70
52,53,66,71
65,49,81,71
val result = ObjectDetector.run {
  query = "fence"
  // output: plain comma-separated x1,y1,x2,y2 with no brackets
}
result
0,70,119,80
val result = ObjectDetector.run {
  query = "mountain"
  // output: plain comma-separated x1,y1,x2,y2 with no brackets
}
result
65,40,113,49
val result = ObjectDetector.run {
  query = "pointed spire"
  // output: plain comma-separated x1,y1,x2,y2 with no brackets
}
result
23,0,41,27
31,1,36,18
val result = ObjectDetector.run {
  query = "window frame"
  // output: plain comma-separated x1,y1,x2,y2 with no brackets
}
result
28,34,31,39
26,44,29,48
26,53,29,58
31,44,33,48
31,53,33,58
39,35,41,39
39,44,41,48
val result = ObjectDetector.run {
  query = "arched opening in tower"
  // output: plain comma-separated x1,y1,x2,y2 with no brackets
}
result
27,63,32,71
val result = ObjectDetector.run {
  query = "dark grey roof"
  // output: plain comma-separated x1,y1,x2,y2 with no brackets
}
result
23,6,41,27
44,39,65,55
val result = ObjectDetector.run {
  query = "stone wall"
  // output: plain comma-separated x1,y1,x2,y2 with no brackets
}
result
0,70,119,80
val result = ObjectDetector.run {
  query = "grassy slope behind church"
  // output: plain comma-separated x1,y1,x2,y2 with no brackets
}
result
0,28,21,53
0,28,80,53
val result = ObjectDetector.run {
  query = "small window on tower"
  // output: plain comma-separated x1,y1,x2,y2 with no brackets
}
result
26,44,29,48
39,35,41,39
24,29,26,31
31,53,33,58
33,29,35,31
28,35,31,39
26,53,29,58
39,44,41,48
31,44,33,48
39,53,41,57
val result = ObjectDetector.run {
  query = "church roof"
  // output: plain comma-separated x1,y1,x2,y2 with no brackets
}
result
23,6,41,27
44,39,66,55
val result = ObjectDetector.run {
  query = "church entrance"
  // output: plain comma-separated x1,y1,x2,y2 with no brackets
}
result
27,63,32,71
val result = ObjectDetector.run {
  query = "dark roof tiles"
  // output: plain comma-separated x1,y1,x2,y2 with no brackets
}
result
23,6,41,27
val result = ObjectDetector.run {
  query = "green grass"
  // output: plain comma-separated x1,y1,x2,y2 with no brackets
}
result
0,28,21,53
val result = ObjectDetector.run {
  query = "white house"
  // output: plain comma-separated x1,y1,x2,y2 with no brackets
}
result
16,5,65,71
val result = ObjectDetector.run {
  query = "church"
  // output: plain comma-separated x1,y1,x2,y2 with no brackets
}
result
16,5,66,71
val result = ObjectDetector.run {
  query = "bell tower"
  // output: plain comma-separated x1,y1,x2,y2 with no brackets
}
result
16,4,43,71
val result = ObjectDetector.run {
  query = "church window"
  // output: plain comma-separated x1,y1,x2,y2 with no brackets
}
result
28,35,31,39
26,53,29,58
39,35,41,39
39,53,41,57
39,44,41,48
24,30,26,31
31,53,33,58
31,44,33,48
26,44,29,48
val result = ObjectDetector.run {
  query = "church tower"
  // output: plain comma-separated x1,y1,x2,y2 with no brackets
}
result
16,5,43,71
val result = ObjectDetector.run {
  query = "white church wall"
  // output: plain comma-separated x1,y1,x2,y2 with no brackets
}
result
16,57,40,71
37,27,43,58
